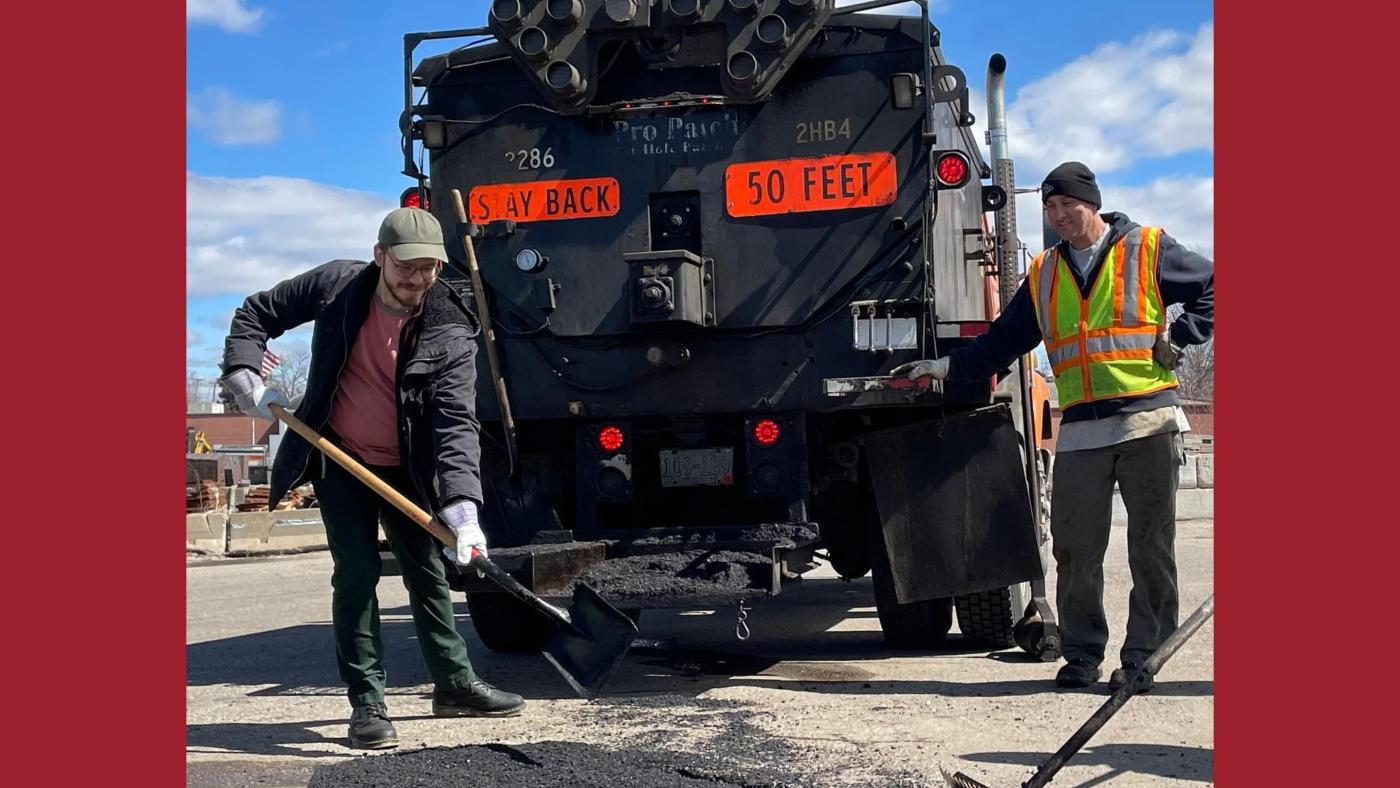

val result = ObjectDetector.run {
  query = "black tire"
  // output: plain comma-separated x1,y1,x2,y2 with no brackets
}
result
466,592,555,652
954,584,1029,649
869,523,952,648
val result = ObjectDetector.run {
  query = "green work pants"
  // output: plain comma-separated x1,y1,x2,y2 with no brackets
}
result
312,459,477,707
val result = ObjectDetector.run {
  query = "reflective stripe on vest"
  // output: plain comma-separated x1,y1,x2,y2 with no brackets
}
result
1027,226,1177,408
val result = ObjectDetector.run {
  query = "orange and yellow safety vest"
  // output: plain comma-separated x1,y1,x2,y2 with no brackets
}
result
1027,226,1178,409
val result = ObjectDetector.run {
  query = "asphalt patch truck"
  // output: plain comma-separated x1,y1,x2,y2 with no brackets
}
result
395,0,1060,660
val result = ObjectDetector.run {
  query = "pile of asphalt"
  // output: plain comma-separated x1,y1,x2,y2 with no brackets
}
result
568,549,774,601
614,523,818,556
309,696,934,787
307,740,806,788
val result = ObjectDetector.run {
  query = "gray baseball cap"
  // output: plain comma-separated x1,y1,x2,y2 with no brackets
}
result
378,207,448,262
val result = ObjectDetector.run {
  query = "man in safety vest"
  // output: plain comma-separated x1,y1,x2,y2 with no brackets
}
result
892,162,1213,691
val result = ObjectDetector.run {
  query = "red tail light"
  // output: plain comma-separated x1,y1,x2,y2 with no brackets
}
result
399,186,429,210
934,152,970,188
752,419,781,446
597,425,625,452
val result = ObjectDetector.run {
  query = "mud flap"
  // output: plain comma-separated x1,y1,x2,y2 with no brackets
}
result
857,404,1041,604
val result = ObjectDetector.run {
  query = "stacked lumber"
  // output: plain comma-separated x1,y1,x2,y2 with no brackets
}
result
185,480,221,513
235,484,319,512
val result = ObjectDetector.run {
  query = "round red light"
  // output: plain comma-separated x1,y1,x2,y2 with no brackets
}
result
935,153,969,187
752,419,781,446
598,425,625,452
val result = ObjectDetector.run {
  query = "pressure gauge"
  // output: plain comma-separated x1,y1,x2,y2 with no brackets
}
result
514,248,547,272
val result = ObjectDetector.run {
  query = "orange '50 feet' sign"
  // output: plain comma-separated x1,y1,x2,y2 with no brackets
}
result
468,177,620,223
724,152,897,218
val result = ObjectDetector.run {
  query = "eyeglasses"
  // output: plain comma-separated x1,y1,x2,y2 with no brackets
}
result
387,253,442,280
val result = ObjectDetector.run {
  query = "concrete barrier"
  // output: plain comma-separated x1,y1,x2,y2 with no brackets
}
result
1178,456,1198,489
186,511,227,554
226,508,328,554
1196,454,1214,488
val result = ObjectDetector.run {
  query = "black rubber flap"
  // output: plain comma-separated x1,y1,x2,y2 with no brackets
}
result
858,404,1041,603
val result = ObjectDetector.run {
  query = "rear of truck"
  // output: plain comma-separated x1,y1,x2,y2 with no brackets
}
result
403,1,1047,653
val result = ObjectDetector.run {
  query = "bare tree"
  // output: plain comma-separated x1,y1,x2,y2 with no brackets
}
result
1164,304,1213,401
1175,337,1214,401
267,345,312,402
187,370,220,409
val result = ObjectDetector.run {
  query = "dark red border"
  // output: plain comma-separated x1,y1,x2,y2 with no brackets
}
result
6,3,183,783
9,2,1392,783
1219,2,1393,782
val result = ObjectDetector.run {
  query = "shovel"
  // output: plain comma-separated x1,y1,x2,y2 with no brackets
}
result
941,594,1215,788
267,403,638,698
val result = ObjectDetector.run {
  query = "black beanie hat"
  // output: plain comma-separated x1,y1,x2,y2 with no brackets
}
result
1041,161,1101,208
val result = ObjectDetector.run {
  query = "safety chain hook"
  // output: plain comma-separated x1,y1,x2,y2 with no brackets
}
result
735,599,752,641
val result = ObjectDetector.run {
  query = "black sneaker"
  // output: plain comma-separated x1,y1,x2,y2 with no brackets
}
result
1054,658,1102,688
432,679,526,718
1109,662,1154,693
348,703,399,750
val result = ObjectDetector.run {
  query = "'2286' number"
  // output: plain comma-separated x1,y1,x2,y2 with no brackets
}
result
504,147,555,170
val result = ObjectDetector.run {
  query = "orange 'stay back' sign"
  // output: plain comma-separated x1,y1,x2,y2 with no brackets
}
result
468,177,620,223
724,152,897,218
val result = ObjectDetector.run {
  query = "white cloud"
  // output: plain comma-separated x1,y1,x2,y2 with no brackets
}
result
1104,176,1214,257
187,327,200,347
187,0,264,34
1001,22,1213,178
187,88,283,145
186,172,396,297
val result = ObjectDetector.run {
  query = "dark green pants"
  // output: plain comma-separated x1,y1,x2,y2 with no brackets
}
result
1050,430,1183,667
312,460,477,708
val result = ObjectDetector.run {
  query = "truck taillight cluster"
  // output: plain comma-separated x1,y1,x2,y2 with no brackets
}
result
745,414,803,499
579,421,633,506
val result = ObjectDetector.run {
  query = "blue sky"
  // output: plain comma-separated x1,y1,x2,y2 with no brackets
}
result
187,0,1213,378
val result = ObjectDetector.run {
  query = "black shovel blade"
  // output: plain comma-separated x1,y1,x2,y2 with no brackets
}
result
541,583,638,698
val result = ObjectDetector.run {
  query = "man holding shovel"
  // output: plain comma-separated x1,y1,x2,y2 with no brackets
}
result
893,162,1213,692
219,207,525,750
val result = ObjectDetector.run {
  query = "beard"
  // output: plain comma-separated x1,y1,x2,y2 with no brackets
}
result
378,278,427,313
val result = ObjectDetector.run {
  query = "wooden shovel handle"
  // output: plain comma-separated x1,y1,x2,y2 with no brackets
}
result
268,403,457,548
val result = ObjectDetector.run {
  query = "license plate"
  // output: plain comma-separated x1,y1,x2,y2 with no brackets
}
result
659,448,734,488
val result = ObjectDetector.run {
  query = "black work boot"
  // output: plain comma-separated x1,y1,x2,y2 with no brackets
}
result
432,679,526,717
1109,662,1154,693
1055,658,1102,689
348,703,399,750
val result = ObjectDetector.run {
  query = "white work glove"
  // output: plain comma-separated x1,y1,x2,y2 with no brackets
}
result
1153,329,1184,370
890,356,951,381
439,499,487,565
221,368,289,421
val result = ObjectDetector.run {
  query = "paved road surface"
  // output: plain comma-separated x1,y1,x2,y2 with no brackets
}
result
187,517,1214,787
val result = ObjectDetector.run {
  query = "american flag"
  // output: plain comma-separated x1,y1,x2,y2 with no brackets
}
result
260,349,282,381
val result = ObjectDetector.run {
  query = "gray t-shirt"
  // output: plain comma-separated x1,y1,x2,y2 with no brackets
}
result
1065,223,1112,280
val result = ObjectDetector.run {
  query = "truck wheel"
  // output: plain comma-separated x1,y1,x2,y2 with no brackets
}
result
466,592,554,652
869,525,952,648
954,583,1029,649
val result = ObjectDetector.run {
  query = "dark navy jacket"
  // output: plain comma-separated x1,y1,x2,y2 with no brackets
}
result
948,212,1213,423
222,260,484,511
